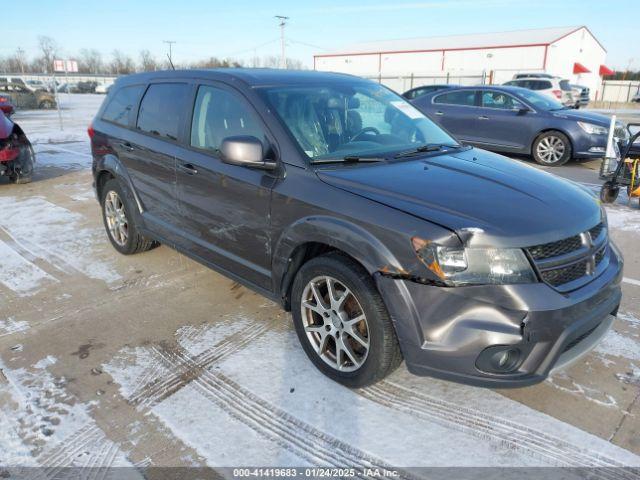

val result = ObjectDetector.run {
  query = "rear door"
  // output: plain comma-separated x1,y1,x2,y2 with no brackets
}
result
119,82,191,242
174,82,277,289
473,90,532,150
425,89,480,143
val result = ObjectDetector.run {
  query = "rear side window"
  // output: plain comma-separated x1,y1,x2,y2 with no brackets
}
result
102,85,144,126
190,85,266,152
137,83,190,141
537,80,552,90
559,80,572,91
433,90,476,106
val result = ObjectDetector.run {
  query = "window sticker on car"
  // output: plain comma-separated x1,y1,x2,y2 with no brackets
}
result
391,101,423,119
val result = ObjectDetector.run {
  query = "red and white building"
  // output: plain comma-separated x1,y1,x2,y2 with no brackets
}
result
314,26,612,99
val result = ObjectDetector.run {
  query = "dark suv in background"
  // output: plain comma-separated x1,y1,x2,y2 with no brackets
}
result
90,69,622,388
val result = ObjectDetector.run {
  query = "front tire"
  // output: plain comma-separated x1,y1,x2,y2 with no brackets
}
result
532,131,572,166
100,178,157,255
291,252,402,388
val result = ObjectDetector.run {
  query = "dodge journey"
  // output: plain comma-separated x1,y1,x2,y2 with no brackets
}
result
90,69,622,388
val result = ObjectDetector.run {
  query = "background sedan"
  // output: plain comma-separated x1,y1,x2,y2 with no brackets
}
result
411,86,628,166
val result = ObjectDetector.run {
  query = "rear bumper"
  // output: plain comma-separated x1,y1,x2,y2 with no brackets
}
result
375,242,623,388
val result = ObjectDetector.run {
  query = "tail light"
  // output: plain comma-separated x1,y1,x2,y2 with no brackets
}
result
0,144,20,162
552,90,562,99
87,123,95,139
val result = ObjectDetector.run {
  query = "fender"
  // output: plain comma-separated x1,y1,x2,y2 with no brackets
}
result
272,215,404,300
94,153,144,214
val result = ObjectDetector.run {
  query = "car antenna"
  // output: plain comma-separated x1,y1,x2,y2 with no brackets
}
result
166,53,175,70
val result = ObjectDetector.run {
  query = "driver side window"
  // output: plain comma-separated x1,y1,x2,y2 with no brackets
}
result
481,91,523,110
191,85,267,153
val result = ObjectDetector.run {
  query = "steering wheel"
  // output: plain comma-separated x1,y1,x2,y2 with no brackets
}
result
351,127,380,141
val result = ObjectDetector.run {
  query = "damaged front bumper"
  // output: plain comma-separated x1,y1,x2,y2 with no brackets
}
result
375,243,623,388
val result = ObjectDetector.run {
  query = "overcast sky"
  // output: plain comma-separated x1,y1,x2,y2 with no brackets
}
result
4,0,639,70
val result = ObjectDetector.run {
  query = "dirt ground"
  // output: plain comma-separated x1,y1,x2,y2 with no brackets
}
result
0,95,639,475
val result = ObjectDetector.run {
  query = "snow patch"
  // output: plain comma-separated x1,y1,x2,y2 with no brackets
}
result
605,206,640,233
0,240,57,296
595,329,640,361
0,196,120,284
0,317,30,337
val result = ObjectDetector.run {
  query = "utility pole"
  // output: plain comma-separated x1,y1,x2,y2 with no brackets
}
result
163,40,176,67
16,48,25,74
275,15,289,69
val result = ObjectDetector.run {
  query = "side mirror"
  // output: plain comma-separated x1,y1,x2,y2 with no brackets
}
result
220,135,276,170
516,107,531,115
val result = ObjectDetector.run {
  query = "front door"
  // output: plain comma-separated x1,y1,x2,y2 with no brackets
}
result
474,90,532,150
175,83,277,290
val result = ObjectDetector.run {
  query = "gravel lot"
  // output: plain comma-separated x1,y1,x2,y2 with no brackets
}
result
1,95,639,474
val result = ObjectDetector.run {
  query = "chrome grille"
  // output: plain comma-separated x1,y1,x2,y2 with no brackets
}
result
526,223,608,291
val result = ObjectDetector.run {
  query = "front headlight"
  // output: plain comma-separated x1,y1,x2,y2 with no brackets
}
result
411,237,537,286
577,121,608,135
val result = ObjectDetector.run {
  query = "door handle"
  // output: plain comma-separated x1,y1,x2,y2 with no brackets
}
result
178,163,198,175
478,115,489,120
434,111,444,116
119,142,135,152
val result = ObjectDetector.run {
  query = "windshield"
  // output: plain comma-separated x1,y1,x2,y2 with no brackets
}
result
515,89,565,111
258,82,458,160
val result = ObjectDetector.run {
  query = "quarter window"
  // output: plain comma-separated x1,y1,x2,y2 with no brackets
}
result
190,85,266,152
136,83,190,140
433,90,477,106
102,85,144,126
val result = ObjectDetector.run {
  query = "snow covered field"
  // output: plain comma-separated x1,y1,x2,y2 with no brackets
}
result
0,95,639,477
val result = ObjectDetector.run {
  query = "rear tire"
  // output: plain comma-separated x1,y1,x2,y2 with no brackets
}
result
9,142,35,184
100,178,157,255
532,131,572,166
291,252,402,388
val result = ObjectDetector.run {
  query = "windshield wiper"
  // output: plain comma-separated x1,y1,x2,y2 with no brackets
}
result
310,155,385,164
393,143,461,159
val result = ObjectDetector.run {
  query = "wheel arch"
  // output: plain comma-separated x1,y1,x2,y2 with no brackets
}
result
272,216,404,311
94,153,143,214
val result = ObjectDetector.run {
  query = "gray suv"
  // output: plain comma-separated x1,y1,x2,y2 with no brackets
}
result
90,69,622,388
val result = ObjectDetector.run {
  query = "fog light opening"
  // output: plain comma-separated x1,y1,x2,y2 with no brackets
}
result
476,346,523,374
491,348,520,372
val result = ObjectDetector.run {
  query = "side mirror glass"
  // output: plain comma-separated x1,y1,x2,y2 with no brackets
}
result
220,135,276,170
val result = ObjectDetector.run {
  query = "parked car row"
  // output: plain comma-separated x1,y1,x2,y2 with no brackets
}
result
0,83,57,110
408,85,627,166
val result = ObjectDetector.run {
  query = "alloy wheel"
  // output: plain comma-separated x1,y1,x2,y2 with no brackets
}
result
104,190,128,246
300,275,370,372
536,135,566,164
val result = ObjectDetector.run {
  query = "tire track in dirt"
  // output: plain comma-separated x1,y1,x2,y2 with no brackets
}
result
151,344,419,480
360,381,639,480
128,321,274,409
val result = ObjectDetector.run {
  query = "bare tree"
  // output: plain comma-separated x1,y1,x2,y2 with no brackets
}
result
78,49,103,74
139,50,158,72
37,35,58,73
110,50,135,74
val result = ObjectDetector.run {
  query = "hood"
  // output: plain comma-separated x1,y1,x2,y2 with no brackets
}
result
316,148,601,248
551,109,612,126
